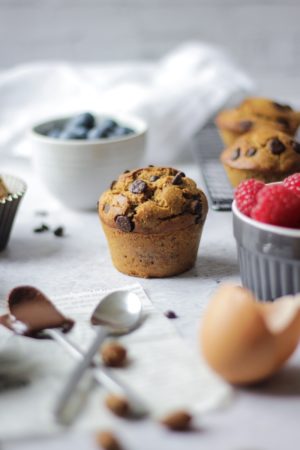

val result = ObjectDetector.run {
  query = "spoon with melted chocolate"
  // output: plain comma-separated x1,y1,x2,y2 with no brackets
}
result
0,286,74,337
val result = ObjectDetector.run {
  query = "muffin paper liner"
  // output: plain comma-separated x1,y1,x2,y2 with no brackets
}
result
0,174,26,251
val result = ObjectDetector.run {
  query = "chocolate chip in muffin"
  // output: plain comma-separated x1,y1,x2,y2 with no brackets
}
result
292,141,300,154
172,172,185,185
130,179,147,194
267,138,286,155
245,147,257,157
115,215,134,232
103,203,110,213
276,117,290,129
110,180,117,190
191,200,202,215
239,120,253,132
123,169,130,174
149,175,159,182
231,148,241,160
195,216,202,224
272,101,292,111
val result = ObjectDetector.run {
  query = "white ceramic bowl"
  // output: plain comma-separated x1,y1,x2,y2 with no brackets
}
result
30,113,147,210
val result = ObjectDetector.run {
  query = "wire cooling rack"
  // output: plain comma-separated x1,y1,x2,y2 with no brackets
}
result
192,122,233,211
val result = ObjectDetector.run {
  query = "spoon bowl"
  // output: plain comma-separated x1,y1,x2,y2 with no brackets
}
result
91,290,142,334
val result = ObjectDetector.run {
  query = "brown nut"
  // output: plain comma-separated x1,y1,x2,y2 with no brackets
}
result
160,410,192,431
101,342,127,367
95,430,122,450
105,394,129,417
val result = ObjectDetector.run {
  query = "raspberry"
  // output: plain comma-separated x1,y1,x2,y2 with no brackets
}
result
234,179,265,217
283,173,300,197
251,184,300,228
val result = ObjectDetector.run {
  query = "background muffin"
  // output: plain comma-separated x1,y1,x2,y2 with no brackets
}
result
99,167,208,278
215,97,300,146
220,128,300,187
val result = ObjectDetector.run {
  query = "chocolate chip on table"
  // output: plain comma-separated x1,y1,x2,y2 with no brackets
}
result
33,224,49,233
245,147,257,157
272,101,292,111
105,394,129,417
54,226,64,237
130,179,147,194
172,172,185,185
95,431,122,450
148,164,154,167
160,410,192,431
267,138,286,155
239,120,253,132
115,215,134,232
231,148,240,160
149,175,159,182
123,169,130,174
191,200,202,215
292,141,300,154
164,310,178,319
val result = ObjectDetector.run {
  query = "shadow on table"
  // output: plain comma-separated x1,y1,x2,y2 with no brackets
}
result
179,255,239,280
1,236,63,262
245,364,300,397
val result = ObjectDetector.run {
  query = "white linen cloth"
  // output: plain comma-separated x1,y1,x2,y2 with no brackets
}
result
0,42,253,164
0,283,232,440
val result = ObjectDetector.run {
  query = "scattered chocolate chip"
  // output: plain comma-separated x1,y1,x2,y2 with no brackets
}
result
273,101,292,111
191,200,202,215
54,226,64,237
148,164,154,167
105,395,129,417
276,117,289,129
164,310,178,319
103,203,110,213
115,215,134,232
172,172,185,185
292,141,300,154
231,148,240,160
160,410,192,431
245,147,257,157
95,431,122,450
239,120,253,132
33,224,49,233
101,342,127,367
149,175,159,182
267,138,286,155
110,180,117,190
123,169,130,174
129,179,147,194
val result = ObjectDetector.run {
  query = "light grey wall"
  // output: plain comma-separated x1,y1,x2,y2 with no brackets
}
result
0,0,299,76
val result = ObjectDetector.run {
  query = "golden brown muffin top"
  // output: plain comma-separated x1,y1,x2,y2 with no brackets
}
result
215,97,300,135
220,128,300,173
99,167,208,234
0,177,9,200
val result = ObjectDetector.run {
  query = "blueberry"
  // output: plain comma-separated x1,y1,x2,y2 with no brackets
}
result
87,127,107,139
87,119,118,140
47,128,61,138
112,126,134,137
60,126,88,140
66,112,95,130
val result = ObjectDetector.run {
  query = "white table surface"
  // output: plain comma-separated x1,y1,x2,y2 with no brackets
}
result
1,157,300,450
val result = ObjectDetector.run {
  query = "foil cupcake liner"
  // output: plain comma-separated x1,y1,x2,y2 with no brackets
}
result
0,174,27,251
232,201,300,301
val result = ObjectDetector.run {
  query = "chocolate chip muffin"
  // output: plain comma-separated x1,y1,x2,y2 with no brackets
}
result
98,167,208,278
220,128,300,187
216,97,300,146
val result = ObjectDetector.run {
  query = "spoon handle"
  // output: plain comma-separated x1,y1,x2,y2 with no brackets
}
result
48,329,147,419
54,326,108,422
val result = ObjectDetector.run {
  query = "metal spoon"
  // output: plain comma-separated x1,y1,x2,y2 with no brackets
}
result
54,289,144,422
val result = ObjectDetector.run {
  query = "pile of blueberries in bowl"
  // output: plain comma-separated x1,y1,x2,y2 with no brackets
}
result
46,112,135,140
